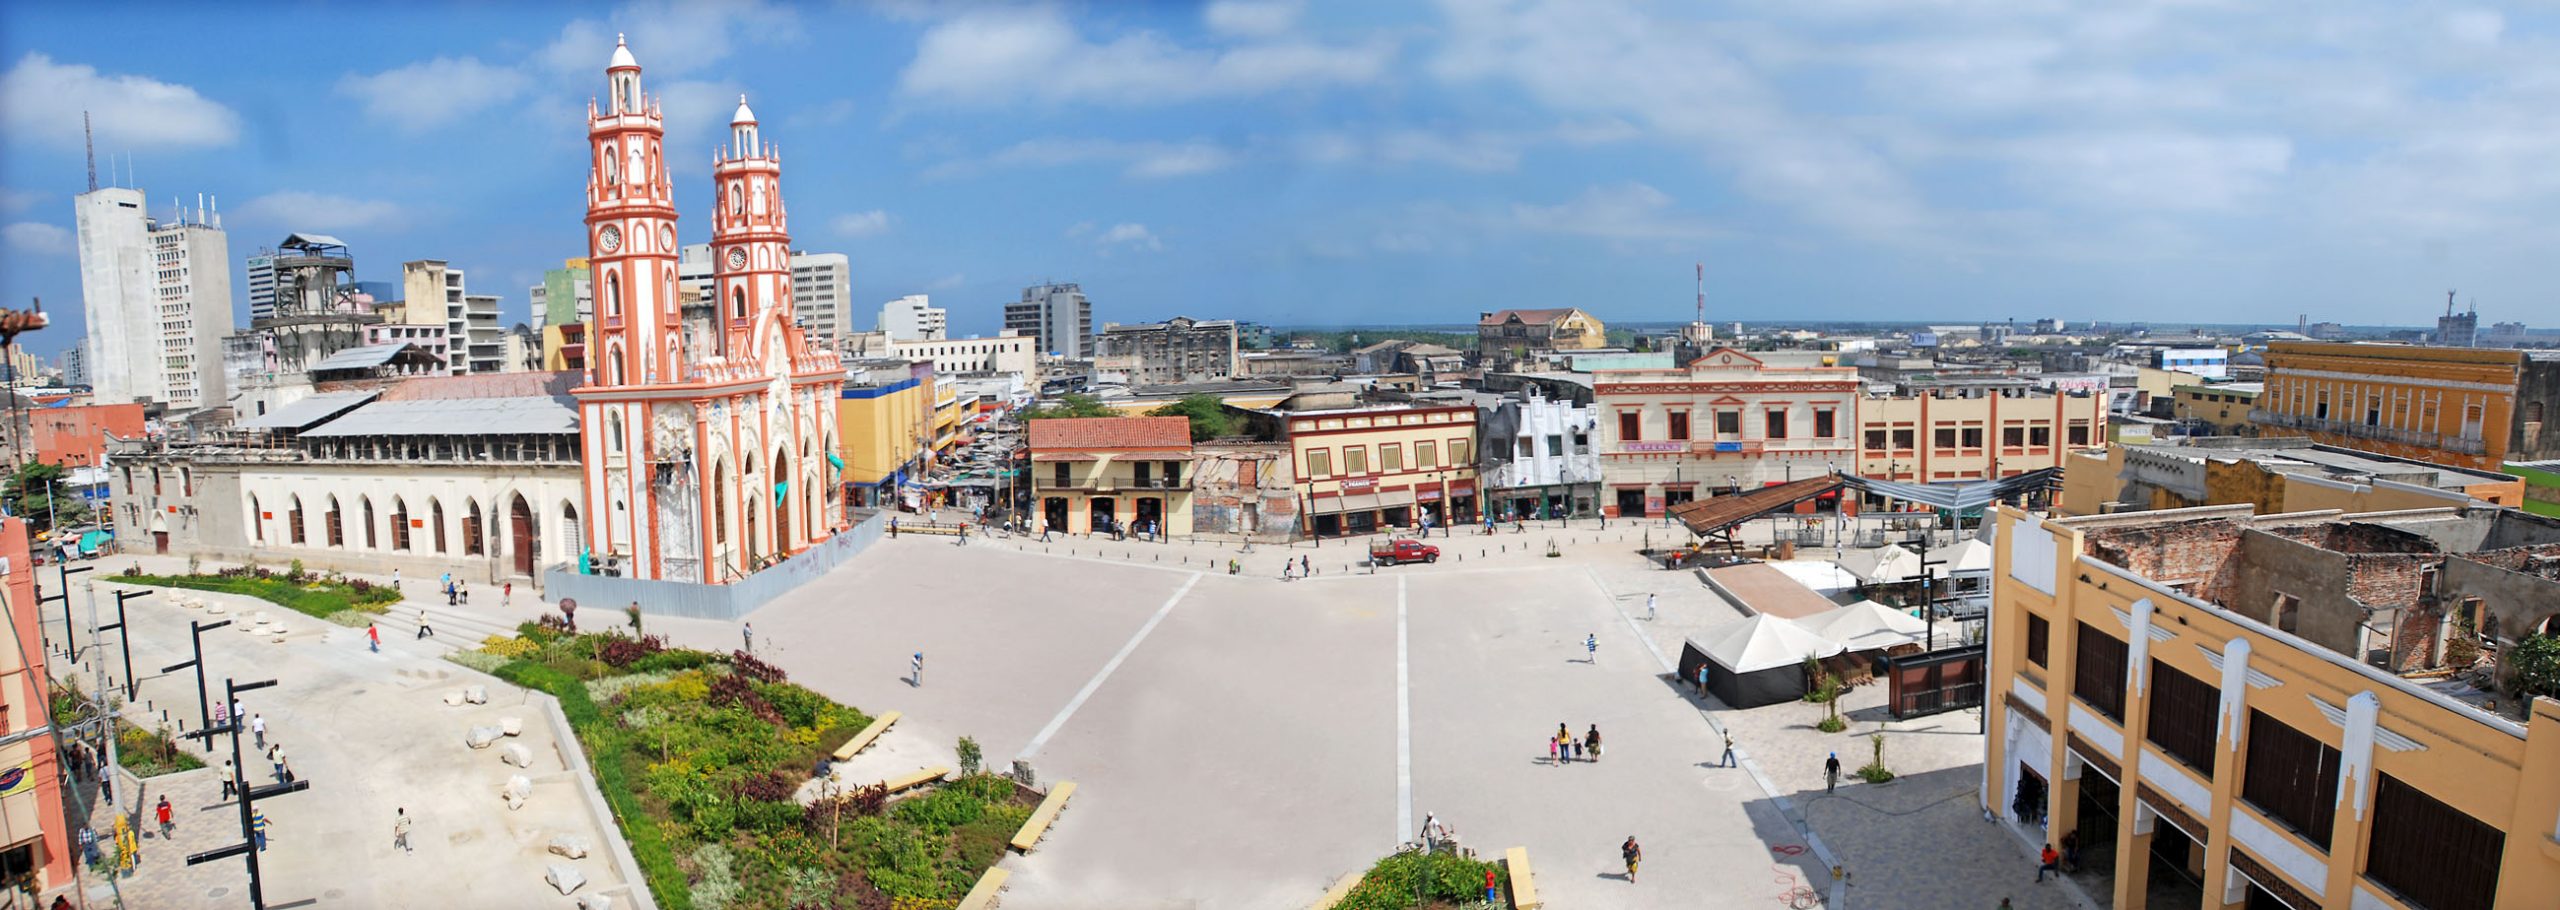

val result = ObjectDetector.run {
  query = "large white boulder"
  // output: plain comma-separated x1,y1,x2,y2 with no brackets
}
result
548,834,592,859
545,864,587,895
577,895,614,910
504,775,533,810
466,726,503,749
464,685,488,705
443,691,466,707
501,742,534,768
499,716,523,736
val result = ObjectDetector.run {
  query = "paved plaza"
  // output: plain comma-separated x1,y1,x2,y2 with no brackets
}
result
41,571,637,910
622,523,2094,910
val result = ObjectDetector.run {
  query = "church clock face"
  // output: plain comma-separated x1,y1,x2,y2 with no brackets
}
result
598,225,622,253
727,247,748,271
660,226,676,254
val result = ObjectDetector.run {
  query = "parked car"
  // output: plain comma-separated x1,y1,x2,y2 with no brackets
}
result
1368,538,1441,566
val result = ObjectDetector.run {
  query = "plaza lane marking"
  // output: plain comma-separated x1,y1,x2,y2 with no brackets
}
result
1582,567,1672,674
1396,575,1412,845
1015,571,1204,764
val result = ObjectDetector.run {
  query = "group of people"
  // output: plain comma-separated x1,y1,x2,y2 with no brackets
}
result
1549,723,1604,764
1281,554,1314,580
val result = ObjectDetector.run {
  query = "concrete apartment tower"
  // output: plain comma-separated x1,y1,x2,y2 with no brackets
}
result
1006,282,1092,358
76,187,231,411
790,251,849,342
395,260,506,373
879,293,946,341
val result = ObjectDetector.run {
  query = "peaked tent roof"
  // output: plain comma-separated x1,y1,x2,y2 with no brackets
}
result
1691,614,1846,674
1837,543,1922,583
1941,537,1996,573
1805,600,1930,651
1836,468,2061,513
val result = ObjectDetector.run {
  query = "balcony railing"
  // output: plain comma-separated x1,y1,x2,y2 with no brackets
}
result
2248,409,2487,455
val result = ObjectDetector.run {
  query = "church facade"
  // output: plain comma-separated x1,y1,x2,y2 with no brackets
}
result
575,38,845,583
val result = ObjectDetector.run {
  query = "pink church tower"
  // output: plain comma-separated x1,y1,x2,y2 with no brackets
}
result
574,38,843,584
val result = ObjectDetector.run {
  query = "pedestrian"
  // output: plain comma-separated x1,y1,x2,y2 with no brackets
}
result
1824,752,1841,794
1621,836,1642,883
367,622,381,653
440,570,451,592
1645,593,1657,621
212,699,229,729
563,598,577,633
251,713,266,749
269,745,284,781
742,621,754,654
232,699,243,723
1697,662,1712,697
2061,830,2080,872
461,582,469,604
252,811,270,852
155,796,173,839
1721,730,1735,768
889,516,900,538
1585,633,1598,664
1999,899,2013,910
2035,843,2060,882
1300,555,1310,577
392,568,401,590
393,807,413,853
1038,521,1051,542
911,652,925,687
503,581,512,606
281,754,295,784
1570,739,1584,762
1587,725,1603,761
77,827,96,869
445,583,456,606
417,608,433,639
1547,735,1558,765
220,760,236,799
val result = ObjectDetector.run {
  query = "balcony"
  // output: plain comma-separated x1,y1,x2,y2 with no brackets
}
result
2248,409,2487,455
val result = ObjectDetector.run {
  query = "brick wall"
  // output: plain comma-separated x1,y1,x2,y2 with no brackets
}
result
2389,605,2441,672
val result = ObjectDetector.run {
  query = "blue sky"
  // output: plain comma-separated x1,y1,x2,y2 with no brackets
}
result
6,1,2560,360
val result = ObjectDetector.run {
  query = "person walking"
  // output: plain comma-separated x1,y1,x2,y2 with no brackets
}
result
889,516,900,538
1300,555,1310,577
393,808,414,853
1547,734,1559,766
279,753,296,784
251,713,267,750
1621,836,1642,883
268,745,285,782
1586,725,1603,761
1721,730,1736,768
562,598,577,633
416,608,433,639
367,622,381,653
741,622,754,654
155,796,173,840
1824,752,1841,794
391,568,401,590
910,652,925,688
1570,738,1584,762
220,760,236,799
1645,593,1657,621
503,581,512,606
252,812,270,852
1585,633,1598,664
2035,843,2061,882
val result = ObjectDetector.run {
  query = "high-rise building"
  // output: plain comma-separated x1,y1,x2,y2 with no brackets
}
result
878,294,947,341
245,250,279,322
677,241,714,304
76,187,233,410
394,260,504,373
1005,282,1092,358
790,251,849,342
575,38,843,583
61,342,88,388
531,259,594,371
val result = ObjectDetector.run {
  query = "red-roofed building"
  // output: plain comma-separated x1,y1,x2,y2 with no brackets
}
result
1477,307,1606,371
1028,416,1195,537
29,402,146,468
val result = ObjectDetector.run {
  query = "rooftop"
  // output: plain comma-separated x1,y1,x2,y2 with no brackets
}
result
1026,416,1192,451
1477,308,1580,327
2132,438,2514,490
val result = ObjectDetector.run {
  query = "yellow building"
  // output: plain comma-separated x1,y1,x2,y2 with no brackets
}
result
836,364,934,508
1476,307,1606,371
1252,403,1480,536
2254,342,2556,471
1986,505,2560,910
2057,441,2527,518
2171,382,2260,436
1028,416,1195,536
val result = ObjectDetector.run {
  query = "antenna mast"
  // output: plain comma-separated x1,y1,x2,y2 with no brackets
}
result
84,111,97,192
1695,262,1705,325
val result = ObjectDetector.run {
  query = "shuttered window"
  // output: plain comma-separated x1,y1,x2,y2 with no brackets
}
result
2144,660,2217,776
2074,623,2128,721
2241,710,2339,850
2368,774,2503,910
2025,614,2050,669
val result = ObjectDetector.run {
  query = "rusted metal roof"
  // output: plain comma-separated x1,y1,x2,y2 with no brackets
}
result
1668,475,1845,538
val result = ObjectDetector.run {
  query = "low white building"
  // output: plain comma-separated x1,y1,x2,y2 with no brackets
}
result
108,372,586,583
878,294,947,341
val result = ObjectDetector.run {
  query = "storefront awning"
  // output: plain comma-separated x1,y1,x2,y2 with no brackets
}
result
1313,493,1382,515
1378,489,1417,509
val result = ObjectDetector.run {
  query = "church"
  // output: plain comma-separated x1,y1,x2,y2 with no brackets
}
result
576,36,846,583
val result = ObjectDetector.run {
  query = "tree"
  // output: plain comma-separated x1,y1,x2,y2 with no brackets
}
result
1017,393,1115,421
1149,394,1236,441
2510,634,2560,702
3,462,90,533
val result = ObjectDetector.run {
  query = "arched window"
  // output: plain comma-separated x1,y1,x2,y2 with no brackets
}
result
361,496,377,549
608,411,625,456
606,271,622,318
464,499,485,556
732,288,746,321
604,144,619,185
730,185,744,217
288,495,306,545
391,497,411,551
713,460,729,544
431,499,448,553
607,344,626,385
325,496,344,547
249,493,263,543
664,268,677,314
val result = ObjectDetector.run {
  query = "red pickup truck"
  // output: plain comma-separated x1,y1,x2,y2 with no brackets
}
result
1369,538,1441,565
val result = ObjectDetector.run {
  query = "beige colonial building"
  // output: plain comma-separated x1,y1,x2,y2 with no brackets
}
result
1852,386,2109,484
1593,348,1861,518
1239,402,1481,536
1477,308,1606,371
1029,416,1196,537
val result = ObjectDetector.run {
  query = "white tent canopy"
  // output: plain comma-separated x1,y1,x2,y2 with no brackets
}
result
1940,537,1995,574
1767,559,1863,597
1692,614,1848,674
1837,543,1922,583
1805,600,1930,651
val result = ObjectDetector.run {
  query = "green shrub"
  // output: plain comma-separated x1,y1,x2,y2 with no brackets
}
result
631,649,719,673
956,736,983,776
1815,715,1847,733
1336,850,1506,910
2512,634,2560,701
688,843,743,910
114,572,390,619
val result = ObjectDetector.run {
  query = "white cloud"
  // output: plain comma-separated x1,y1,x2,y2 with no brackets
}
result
926,272,967,290
0,189,39,215
1205,1,1303,37
833,210,892,237
1987,132,2293,212
337,57,529,132
930,138,1238,179
899,7,1390,106
653,79,749,152
234,192,404,231
1511,183,1722,242
537,0,801,80
1298,129,1522,172
2,223,73,256
1090,222,1163,254
2444,9,2503,45
0,53,241,150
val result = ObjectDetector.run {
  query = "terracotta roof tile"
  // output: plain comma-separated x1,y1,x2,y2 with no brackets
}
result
1027,416,1193,451
1477,308,1577,327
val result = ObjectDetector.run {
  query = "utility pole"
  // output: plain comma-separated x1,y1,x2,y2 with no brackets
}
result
84,581,118,811
40,561,89,657
101,588,149,700
160,618,232,753
186,677,308,910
